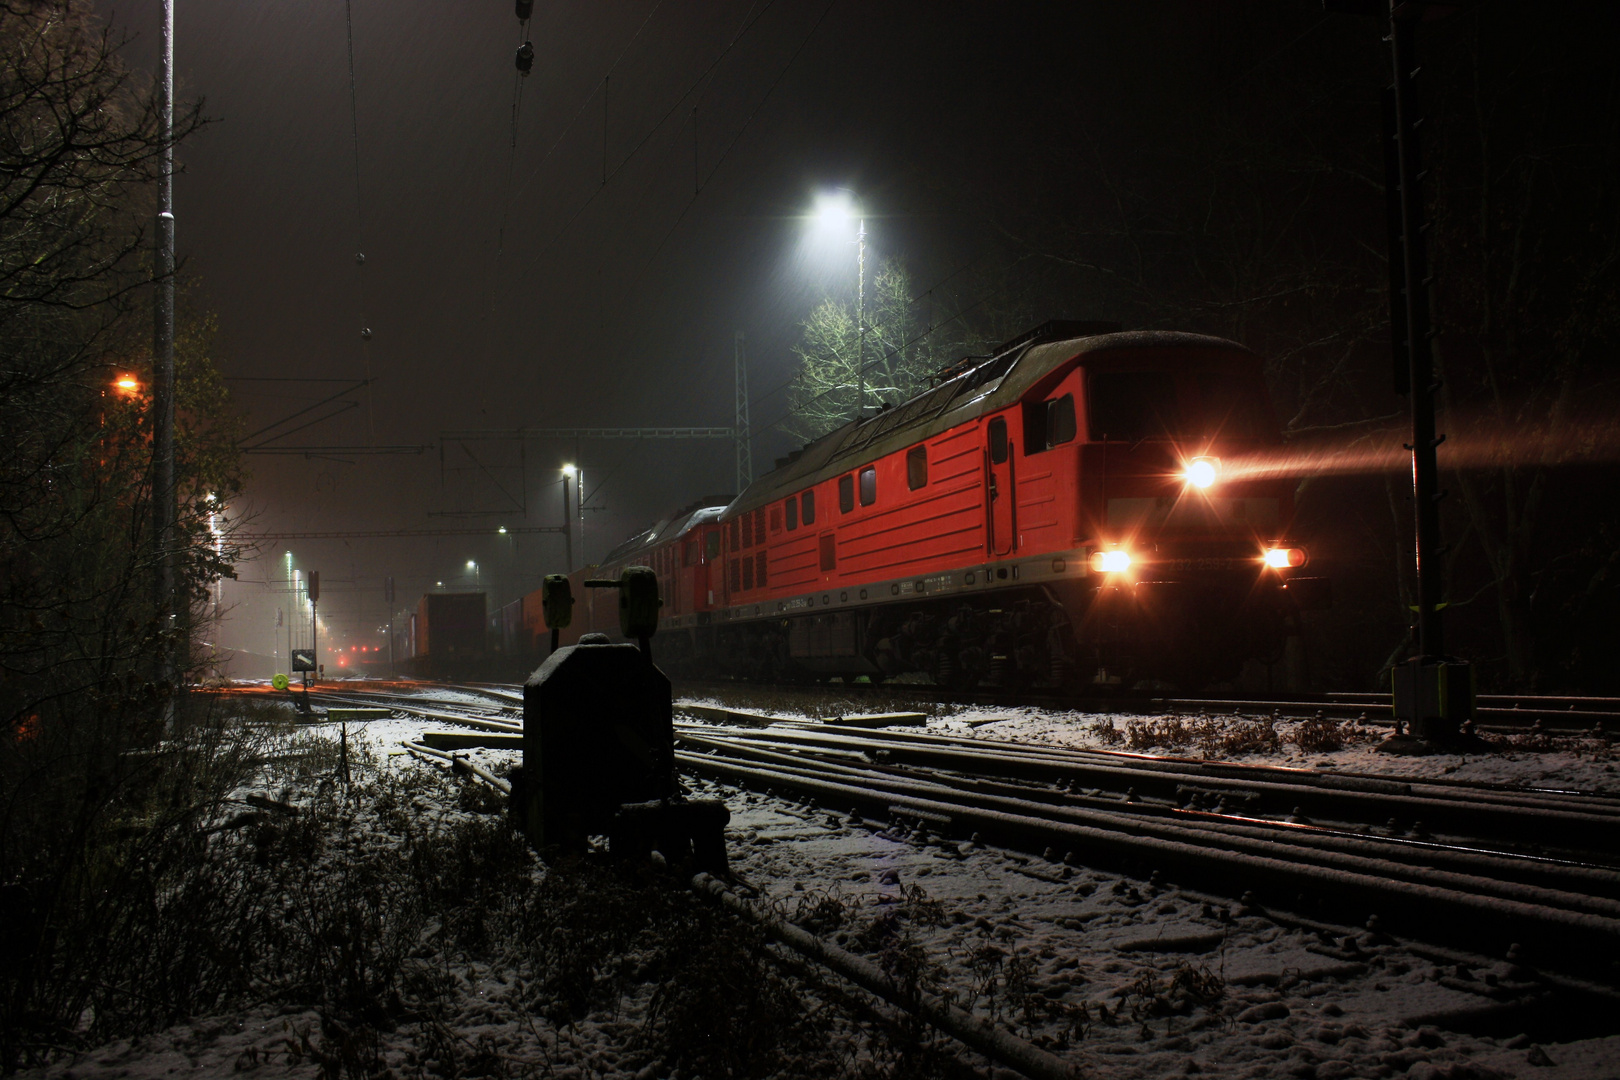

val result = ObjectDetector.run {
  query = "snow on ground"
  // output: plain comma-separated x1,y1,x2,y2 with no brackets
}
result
713,776,1620,1080
923,704,1620,795
24,695,1620,1080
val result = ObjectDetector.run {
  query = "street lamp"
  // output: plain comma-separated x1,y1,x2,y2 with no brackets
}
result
285,551,294,662
561,464,578,572
467,559,481,590
810,189,867,420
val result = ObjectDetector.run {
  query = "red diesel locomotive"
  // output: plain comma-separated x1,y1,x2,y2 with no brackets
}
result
539,321,1327,689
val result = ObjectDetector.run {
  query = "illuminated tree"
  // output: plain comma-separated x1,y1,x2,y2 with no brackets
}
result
782,260,946,442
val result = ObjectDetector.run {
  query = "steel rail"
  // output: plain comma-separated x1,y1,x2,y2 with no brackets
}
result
751,718,1620,813
678,737,1620,920
675,723,1620,855
680,732,1620,899
694,719,1620,816
676,750,1620,980
690,873,1077,1080
672,680,1620,730
400,739,513,793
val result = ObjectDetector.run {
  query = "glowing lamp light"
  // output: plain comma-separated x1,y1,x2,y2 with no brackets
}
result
1184,457,1219,489
1089,549,1132,574
812,190,857,230
113,375,141,396
1264,547,1307,569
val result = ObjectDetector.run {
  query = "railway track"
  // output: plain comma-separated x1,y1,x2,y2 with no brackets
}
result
672,679,1620,732
215,680,1620,990
668,718,1620,988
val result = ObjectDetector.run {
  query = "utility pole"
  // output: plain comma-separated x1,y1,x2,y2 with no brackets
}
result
734,330,752,492
153,0,177,729
309,570,320,684
1328,0,1474,739
561,467,575,572
855,217,866,421
385,575,395,678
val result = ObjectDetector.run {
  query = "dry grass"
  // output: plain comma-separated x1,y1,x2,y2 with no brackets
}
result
6,706,1017,1079
1122,715,1282,758
1110,713,1381,759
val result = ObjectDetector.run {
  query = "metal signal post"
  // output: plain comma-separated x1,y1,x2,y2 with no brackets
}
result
309,570,320,685
1372,0,1475,739
153,0,177,730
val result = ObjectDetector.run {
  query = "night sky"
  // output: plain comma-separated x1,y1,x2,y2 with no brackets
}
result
95,1,1375,667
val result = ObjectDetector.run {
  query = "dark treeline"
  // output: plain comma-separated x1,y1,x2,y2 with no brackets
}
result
0,0,244,1067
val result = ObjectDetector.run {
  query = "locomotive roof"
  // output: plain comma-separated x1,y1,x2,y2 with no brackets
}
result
598,502,727,565
726,329,1256,517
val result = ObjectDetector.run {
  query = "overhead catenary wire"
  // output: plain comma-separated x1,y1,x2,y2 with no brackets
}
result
343,0,377,445
515,0,777,281
624,0,833,289
473,1,665,365
476,11,541,367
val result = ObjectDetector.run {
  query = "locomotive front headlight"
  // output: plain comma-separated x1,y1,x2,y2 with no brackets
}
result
1263,546,1307,569
1184,456,1219,489
1090,549,1132,574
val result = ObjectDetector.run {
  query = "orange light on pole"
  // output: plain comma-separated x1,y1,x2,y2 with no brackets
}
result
113,374,142,397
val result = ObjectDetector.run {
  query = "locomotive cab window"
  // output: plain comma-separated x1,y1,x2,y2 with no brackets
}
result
988,417,1010,464
1187,372,1268,439
859,465,877,506
802,490,816,524
906,445,928,490
838,474,855,513
785,496,798,530
1089,371,1171,441
1046,393,1076,447
706,531,720,561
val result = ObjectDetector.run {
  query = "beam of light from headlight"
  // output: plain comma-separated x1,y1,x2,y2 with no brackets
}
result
1217,409,1620,484
1184,457,1218,488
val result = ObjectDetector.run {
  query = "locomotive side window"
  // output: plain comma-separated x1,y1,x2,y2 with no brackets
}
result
1046,394,1076,447
859,465,877,506
838,474,855,513
802,490,816,524
988,417,1010,464
785,497,798,530
906,445,928,490
706,531,720,561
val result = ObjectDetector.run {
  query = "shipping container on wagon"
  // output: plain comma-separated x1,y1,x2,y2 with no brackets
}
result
411,591,487,679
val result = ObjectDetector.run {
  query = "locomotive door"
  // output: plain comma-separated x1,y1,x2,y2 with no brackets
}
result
986,416,1016,556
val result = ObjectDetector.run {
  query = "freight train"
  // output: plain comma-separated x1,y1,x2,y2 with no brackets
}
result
404,591,488,679
482,321,1328,689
